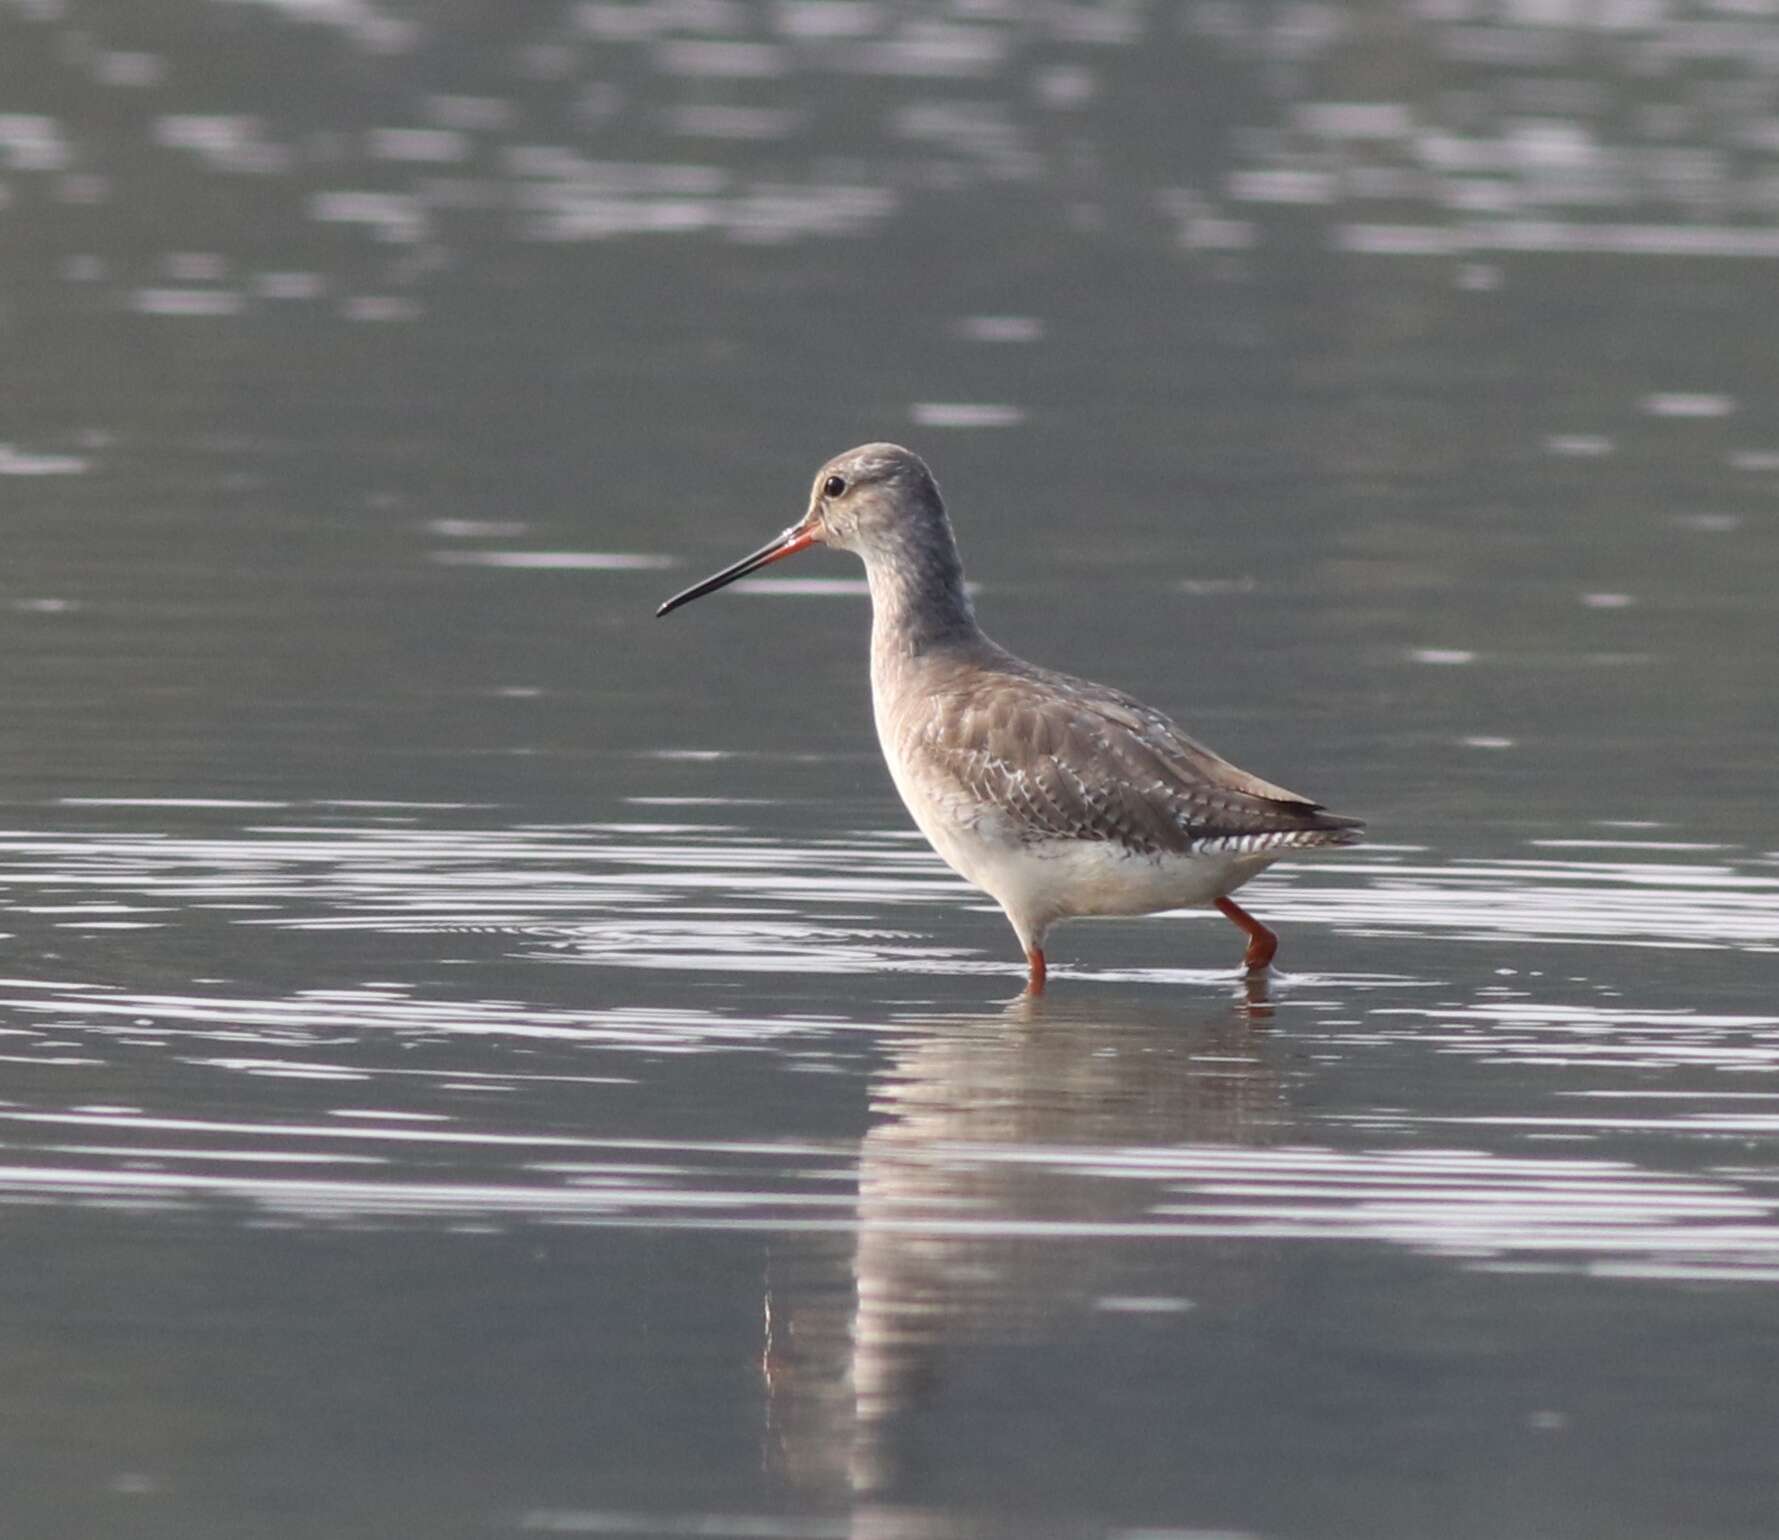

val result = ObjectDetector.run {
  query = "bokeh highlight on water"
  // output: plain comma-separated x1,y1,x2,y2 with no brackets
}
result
2,2,1778,1536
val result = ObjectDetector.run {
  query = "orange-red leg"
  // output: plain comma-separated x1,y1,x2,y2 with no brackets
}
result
1215,896,1278,972
1025,946,1048,995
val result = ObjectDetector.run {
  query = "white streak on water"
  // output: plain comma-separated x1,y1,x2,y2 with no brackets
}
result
0,445,89,476
909,403,1025,428
0,815,1772,1276
430,551,676,569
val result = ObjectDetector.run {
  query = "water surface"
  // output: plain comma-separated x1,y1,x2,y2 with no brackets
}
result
2,2,1778,1536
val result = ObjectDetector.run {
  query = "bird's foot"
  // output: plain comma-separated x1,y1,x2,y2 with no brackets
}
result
1024,946,1048,995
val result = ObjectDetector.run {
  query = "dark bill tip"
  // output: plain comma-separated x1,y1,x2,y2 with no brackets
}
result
656,526,816,617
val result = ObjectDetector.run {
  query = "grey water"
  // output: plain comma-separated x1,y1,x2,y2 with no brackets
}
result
2,2,1778,1536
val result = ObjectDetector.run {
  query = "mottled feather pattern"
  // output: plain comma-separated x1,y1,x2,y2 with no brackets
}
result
893,646,1364,859
668,440,1360,972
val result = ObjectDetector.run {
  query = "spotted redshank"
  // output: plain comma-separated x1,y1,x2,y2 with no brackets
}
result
657,443,1362,992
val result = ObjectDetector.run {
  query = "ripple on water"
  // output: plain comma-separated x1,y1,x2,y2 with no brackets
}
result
0,819,1774,969
0,812,1775,1279
0,1077,1774,1280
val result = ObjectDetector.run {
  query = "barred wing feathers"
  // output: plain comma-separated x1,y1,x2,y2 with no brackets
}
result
899,661,1364,858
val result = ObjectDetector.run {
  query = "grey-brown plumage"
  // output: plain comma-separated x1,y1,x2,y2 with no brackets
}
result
884,646,1363,859
657,441,1363,991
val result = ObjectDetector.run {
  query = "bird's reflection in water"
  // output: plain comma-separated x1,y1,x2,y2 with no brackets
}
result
763,986,1286,1522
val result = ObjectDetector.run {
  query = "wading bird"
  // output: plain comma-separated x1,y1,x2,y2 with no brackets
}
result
658,444,1361,993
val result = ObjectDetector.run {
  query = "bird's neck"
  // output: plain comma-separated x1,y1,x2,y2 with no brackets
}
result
865,527,980,672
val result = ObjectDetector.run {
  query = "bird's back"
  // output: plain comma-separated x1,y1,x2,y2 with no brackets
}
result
877,640,1364,859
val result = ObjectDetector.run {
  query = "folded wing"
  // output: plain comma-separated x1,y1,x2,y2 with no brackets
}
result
903,660,1365,857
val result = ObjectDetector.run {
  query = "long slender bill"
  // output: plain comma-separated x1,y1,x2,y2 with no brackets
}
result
655,523,818,617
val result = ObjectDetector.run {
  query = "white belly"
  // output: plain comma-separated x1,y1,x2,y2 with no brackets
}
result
964,833,1276,941
990,836,1273,915
877,710,1274,948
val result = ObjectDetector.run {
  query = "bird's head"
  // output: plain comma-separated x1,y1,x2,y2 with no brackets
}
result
655,442,947,617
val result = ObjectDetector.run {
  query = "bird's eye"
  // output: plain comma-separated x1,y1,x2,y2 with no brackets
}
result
823,475,846,498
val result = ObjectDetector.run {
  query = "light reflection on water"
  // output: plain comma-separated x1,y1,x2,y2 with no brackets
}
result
0,809,1776,1283
12,0,1779,346
766,991,1779,1509
2,989,1777,1279
7,0,1779,1529
2,815,1773,961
